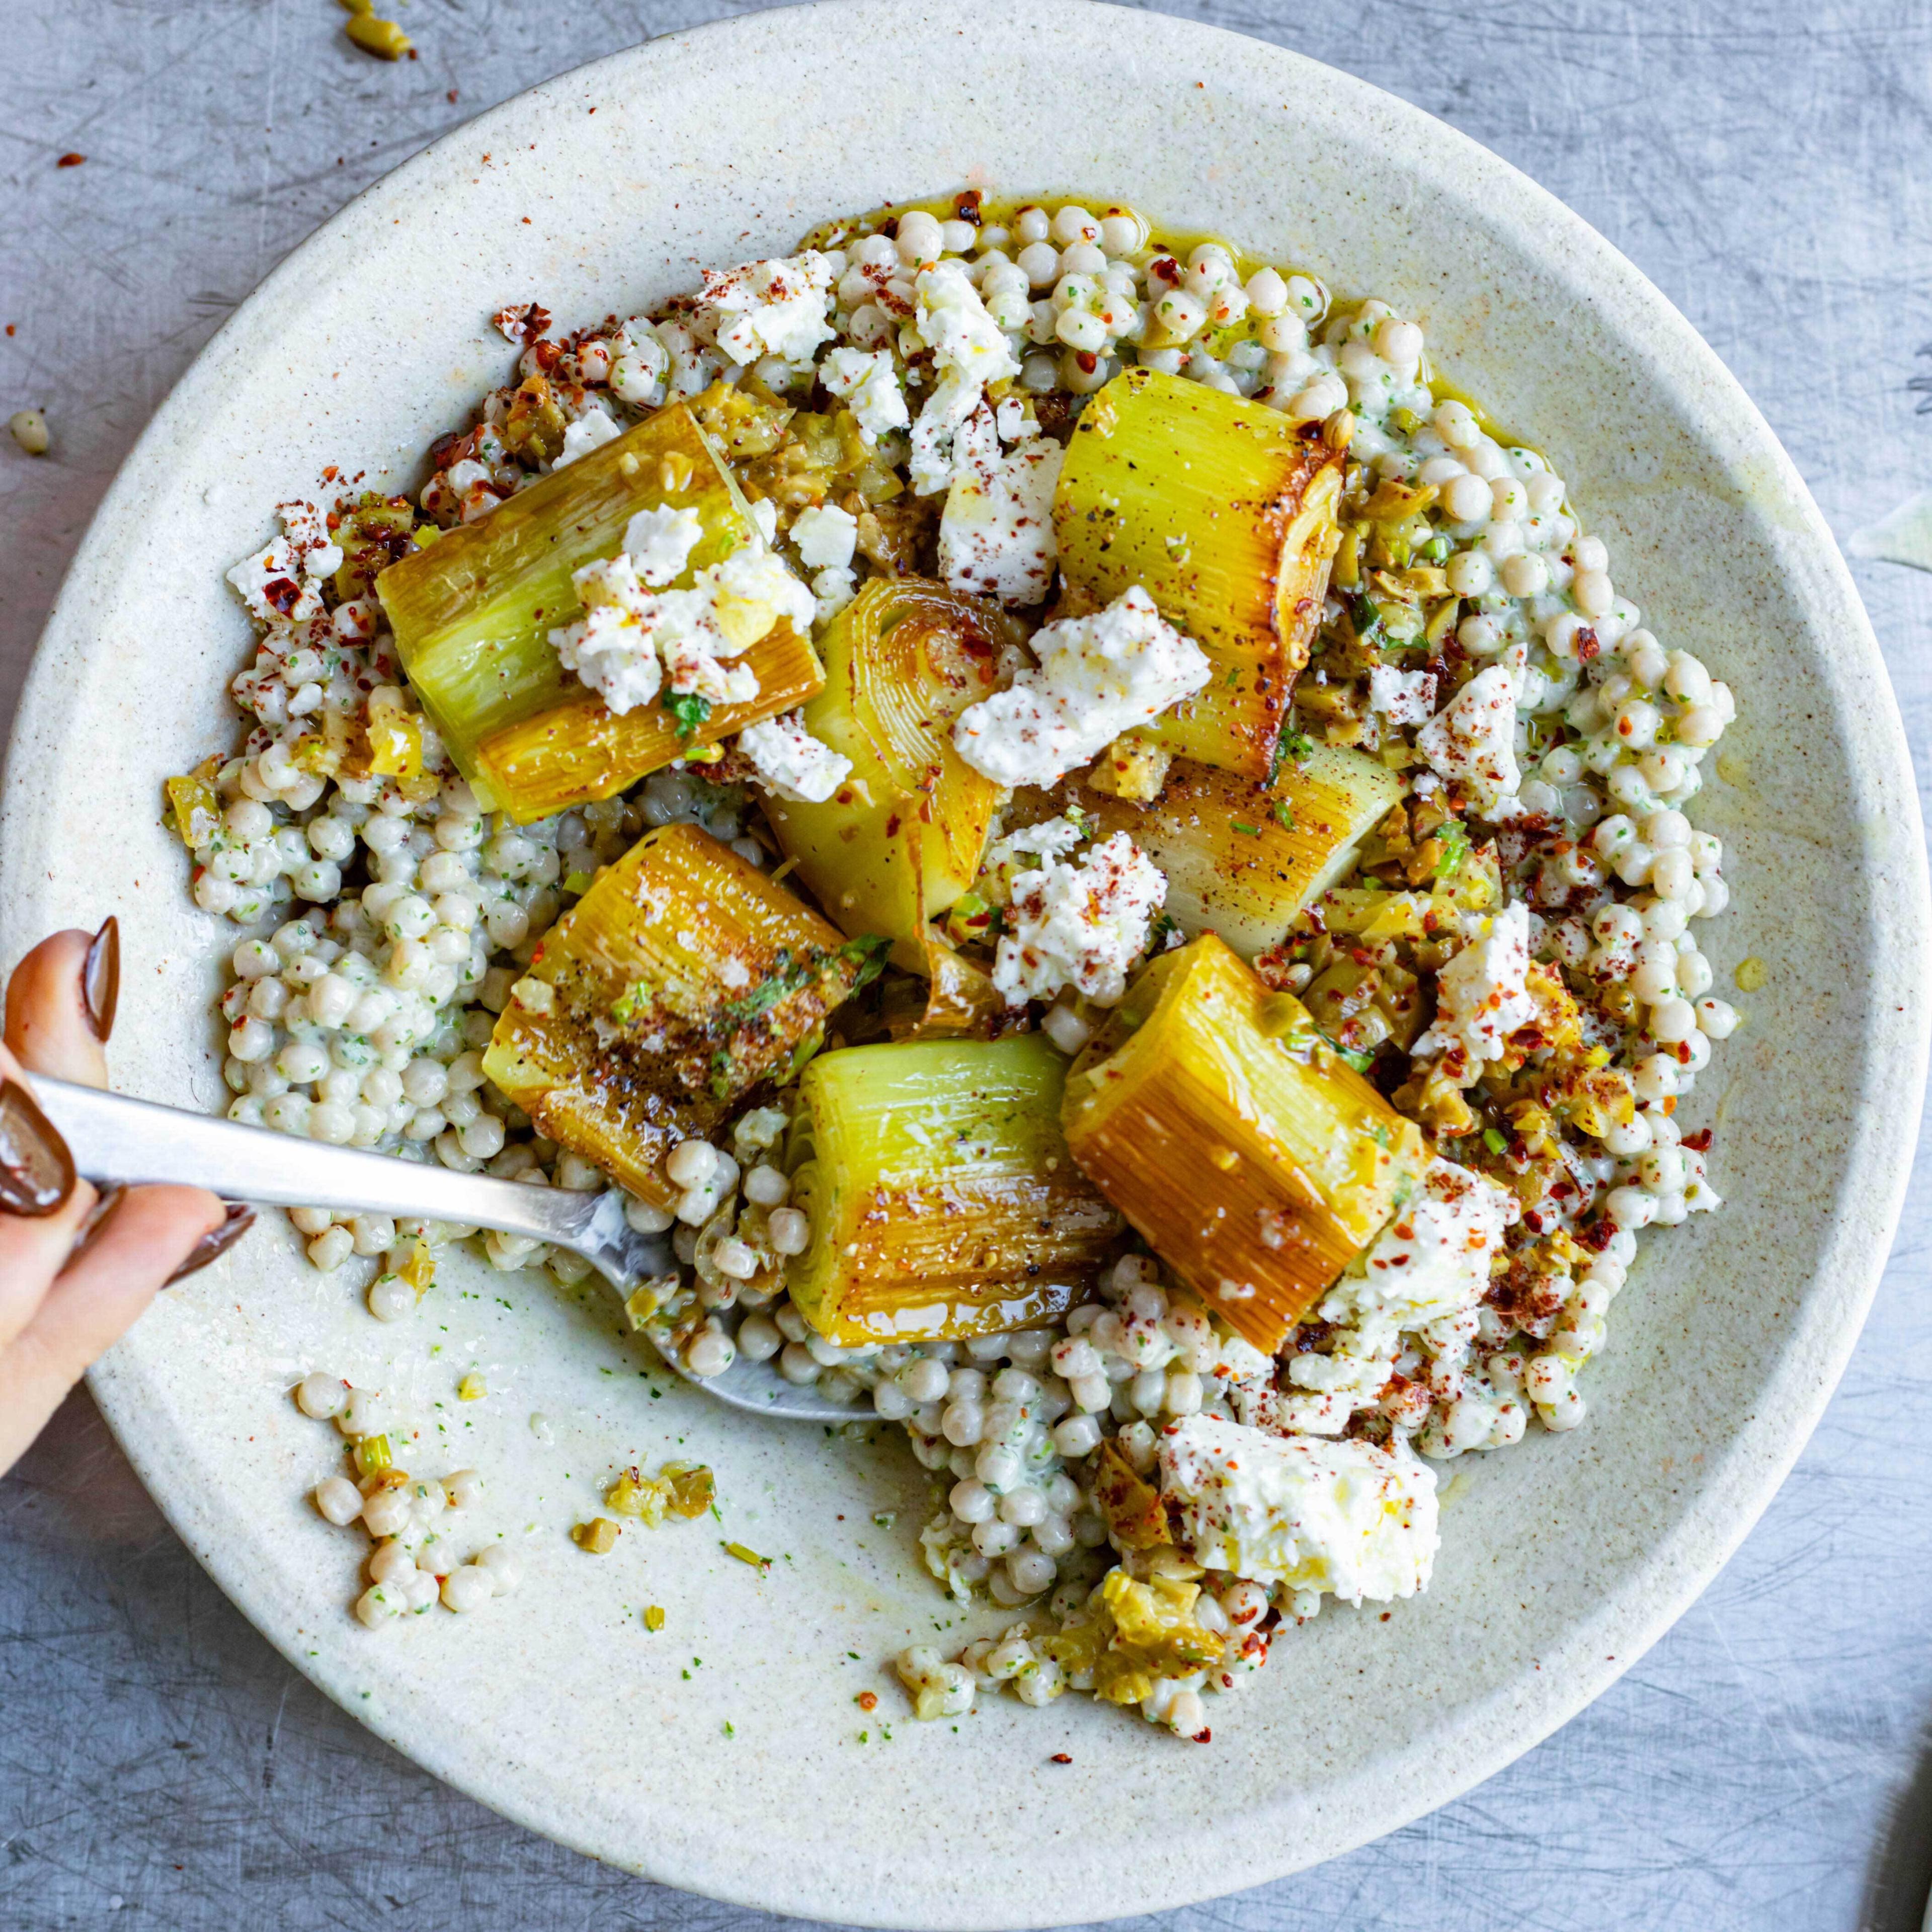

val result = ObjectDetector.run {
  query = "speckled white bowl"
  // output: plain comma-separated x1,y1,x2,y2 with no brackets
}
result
4,2,1926,1923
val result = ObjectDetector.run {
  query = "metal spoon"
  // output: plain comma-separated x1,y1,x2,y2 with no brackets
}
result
35,1077,852,1423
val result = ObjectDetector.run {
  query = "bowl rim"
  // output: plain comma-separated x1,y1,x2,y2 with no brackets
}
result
7,0,1928,1921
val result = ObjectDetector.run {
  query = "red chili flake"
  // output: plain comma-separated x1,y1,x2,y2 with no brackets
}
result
4,325,13,336
1575,627,1601,663
954,189,983,225
1681,1128,1713,1152
448,88,459,103
856,1691,878,1712
1049,1753,1072,1765
1074,351,1099,374
263,578,301,616
1148,255,1182,287
883,814,902,838
56,153,85,168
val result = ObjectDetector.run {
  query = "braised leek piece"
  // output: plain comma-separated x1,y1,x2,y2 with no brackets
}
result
1053,367,1343,779
482,824,883,1203
1062,934,1428,1352
763,577,1008,965
1073,745,1402,959
783,1034,1121,1344
376,403,823,822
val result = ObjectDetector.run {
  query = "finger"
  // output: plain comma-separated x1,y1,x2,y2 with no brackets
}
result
0,1184,223,1472
6,923,115,1088
0,1172,97,1355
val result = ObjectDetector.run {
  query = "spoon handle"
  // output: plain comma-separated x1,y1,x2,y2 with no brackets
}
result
32,1077,577,1247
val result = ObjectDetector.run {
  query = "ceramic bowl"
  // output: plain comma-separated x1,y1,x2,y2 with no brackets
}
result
4,2,1925,1923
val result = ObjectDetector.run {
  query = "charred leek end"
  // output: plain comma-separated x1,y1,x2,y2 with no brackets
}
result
1053,367,1343,779
377,402,822,822
764,576,1010,965
481,823,882,1202
783,1034,1122,1345
1062,933,1428,1353
1073,744,1402,960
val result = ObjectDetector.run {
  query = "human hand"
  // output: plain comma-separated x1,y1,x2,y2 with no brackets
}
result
1,922,243,1476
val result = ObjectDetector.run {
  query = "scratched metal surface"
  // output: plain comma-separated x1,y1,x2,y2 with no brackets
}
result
3,1,1930,1926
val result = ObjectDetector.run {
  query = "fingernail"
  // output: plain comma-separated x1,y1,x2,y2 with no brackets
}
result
83,916,120,1042
67,1183,128,1267
0,1079,77,1217
166,1201,256,1285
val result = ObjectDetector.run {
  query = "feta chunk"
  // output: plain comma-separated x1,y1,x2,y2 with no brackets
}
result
737,709,853,803
554,407,620,468
952,585,1212,789
991,826,1165,1008
1325,1157,1520,1333
549,541,812,715
226,500,342,625
621,504,705,587
1417,664,1521,815
1158,1414,1439,1603
1413,900,1536,1065
790,503,858,572
810,565,858,623
549,556,664,715
914,260,1021,388
693,252,835,368
1369,664,1437,726
821,347,909,444
908,368,984,497
938,404,1063,606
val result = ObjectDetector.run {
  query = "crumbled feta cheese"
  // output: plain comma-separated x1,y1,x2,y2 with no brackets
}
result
991,826,1165,1008
952,585,1212,788
549,541,812,715
908,369,984,497
1417,664,1521,814
821,347,909,444
226,501,342,625
1325,1157,1521,1333
810,565,858,623
491,302,548,344
1158,1414,1439,1603
737,709,853,803
938,404,1063,606
914,260,1021,388
549,555,665,715
994,394,1035,442
749,498,780,545
621,505,705,587
1369,664,1437,726
693,252,835,368
790,503,858,571
555,408,620,467
1413,900,1536,1064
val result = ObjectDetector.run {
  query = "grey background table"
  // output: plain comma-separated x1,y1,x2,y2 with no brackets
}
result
4,1,1929,1926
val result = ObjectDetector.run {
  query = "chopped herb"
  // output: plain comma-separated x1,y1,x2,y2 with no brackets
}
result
1271,797,1297,833
1230,820,1261,837
610,978,656,1025
1338,1046,1375,1073
722,1540,772,1574
1268,726,1317,787
663,690,712,739
1483,1126,1509,1156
